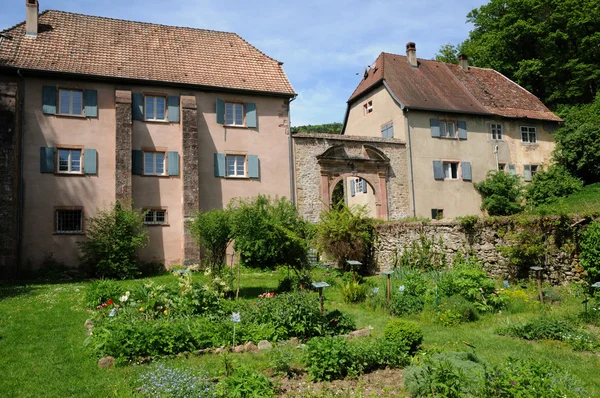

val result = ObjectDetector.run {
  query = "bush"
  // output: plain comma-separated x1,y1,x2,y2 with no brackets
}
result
268,345,296,377
526,165,583,207
84,279,123,308
136,362,215,397
78,201,148,279
304,336,410,381
580,221,600,283
316,203,376,270
229,195,311,273
438,269,506,312
216,366,275,398
474,170,523,216
436,295,479,326
190,209,232,274
339,281,368,303
324,309,356,335
383,319,423,354
395,235,447,271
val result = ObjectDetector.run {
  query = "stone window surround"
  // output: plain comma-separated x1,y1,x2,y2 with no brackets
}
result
143,207,169,226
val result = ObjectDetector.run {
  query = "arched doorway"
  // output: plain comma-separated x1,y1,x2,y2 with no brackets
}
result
317,144,390,220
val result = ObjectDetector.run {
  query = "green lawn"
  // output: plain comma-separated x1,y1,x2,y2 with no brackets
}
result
1,269,599,397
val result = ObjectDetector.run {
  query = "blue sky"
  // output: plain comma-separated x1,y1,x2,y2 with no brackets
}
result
1,0,487,126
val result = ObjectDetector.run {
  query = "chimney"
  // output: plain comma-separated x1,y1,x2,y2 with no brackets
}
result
25,0,39,38
406,42,417,67
459,54,469,71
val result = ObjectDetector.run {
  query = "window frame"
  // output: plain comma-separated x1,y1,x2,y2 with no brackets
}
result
54,207,84,235
491,123,504,140
530,164,539,177
144,95,168,122
225,154,247,178
224,102,245,126
57,88,84,116
440,120,457,139
431,209,444,220
55,145,84,175
363,100,373,115
442,161,460,180
143,150,167,176
498,163,507,172
520,126,538,144
143,208,168,226
381,121,393,138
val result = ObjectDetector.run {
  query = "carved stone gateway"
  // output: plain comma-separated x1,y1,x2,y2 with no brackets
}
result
292,133,411,223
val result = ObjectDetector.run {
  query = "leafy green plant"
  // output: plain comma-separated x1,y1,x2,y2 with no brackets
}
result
78,201,148,279
268,344,296,377
339,281,368,303
526,164,583,207
474,170,523,216
316,203,376,271
395,235,447,271
324,309,356,335
436,295,479,326
136,362,215,397
216,366,275,398
84,279,122,308
383,319,423,354
580,221,600,283
190,209,232,274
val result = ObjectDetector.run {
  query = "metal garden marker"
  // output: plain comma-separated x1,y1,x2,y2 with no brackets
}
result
530,266,544,304
231,312,241,347
311,282,330,313
346,260,362,281
381,270,394,303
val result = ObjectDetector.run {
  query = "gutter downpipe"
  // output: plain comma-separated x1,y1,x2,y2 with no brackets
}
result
16,69,25,275
404,108,416,217
288,95,297,204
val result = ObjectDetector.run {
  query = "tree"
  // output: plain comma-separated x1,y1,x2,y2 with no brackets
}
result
474,170,524,216
78,201,148,279
525,164,583,207
434,43,459,64
291,122,343,134
460,0,600,108
553,94,600,184
190,209,232,274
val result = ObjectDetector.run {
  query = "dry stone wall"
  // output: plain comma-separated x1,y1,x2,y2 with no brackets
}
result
375,219,583,284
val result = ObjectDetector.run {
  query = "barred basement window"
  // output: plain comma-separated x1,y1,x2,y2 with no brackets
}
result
144,209,167,225
56,209,83,234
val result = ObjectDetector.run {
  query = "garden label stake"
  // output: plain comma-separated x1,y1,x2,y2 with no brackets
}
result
530,266,544,304
231,312,241,346
311,282,330,313
382,270,394,303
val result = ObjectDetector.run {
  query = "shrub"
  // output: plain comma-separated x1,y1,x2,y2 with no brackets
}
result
436,295,479,326
391,293,424,316
136,362,215,398
395,235,447,271
78,201,148,279
190,209,232,274
383,319,423,354
84,279,122,308
229,195,311,273
268,345,296,377
474,170,523,216
390,269,428,316
316,203,376,270
580,221,600,283
526,164,583,207
324,309,356,335
339,281,368,303
438,269,506,312
216,366,275,398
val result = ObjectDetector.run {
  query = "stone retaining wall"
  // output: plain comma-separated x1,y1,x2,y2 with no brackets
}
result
375,218,584,284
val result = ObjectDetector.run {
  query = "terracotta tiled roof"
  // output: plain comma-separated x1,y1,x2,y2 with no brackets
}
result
349,52,560,122
0,10,295,96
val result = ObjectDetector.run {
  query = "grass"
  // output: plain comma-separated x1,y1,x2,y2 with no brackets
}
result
531,182,600,215
1,269,600,397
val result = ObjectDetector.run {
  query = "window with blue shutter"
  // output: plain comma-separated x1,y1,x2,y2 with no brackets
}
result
433,160,444,180
84,90,98,117
457,120,467,140
42,86,57,115
84,148,97,175
132,93,144,121
167,151,179,176
40,147,55,173
216,98,225,125
245,103,257,128
132,150,143,175
508,164,516,175
168,96,180,123
350,179,356,197
430,118,440,138
461,161,472,181
381,122,393,138
214,153,226,177
523,165,532,182
362,178,368,193
248,155,259,178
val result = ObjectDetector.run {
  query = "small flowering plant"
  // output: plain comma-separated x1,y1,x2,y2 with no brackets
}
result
92,298,121,320
258,292,275,299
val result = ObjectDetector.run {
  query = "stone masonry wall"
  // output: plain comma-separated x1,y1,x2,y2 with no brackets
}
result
0,81,20,278
181,95,200,264
376,219,583,284
115,90,132,201
293,133,410,223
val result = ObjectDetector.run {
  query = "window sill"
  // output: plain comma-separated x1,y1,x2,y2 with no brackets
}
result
139,174,171,178
438,136,459,140
142,119,173,124
520,142,539,146
225,175,250,179
53,232,85,236
223,124,248,129
144,223,170,227
55,113,87,119
55,172,85,176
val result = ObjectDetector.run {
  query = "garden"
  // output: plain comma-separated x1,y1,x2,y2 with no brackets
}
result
1,193,600,397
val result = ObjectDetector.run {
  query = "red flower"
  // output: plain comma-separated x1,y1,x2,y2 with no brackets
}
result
102,303,107,308
107,299,114,305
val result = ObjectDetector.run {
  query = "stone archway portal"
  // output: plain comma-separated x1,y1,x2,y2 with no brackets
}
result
317,144,390,220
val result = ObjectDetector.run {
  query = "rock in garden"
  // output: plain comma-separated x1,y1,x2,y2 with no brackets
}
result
233,345,245,353
348,328,371,338
98,356,115,369
244,341,258,352
84,319,93,335
214,347,225,354
258,340,273,350
289,337,299,346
